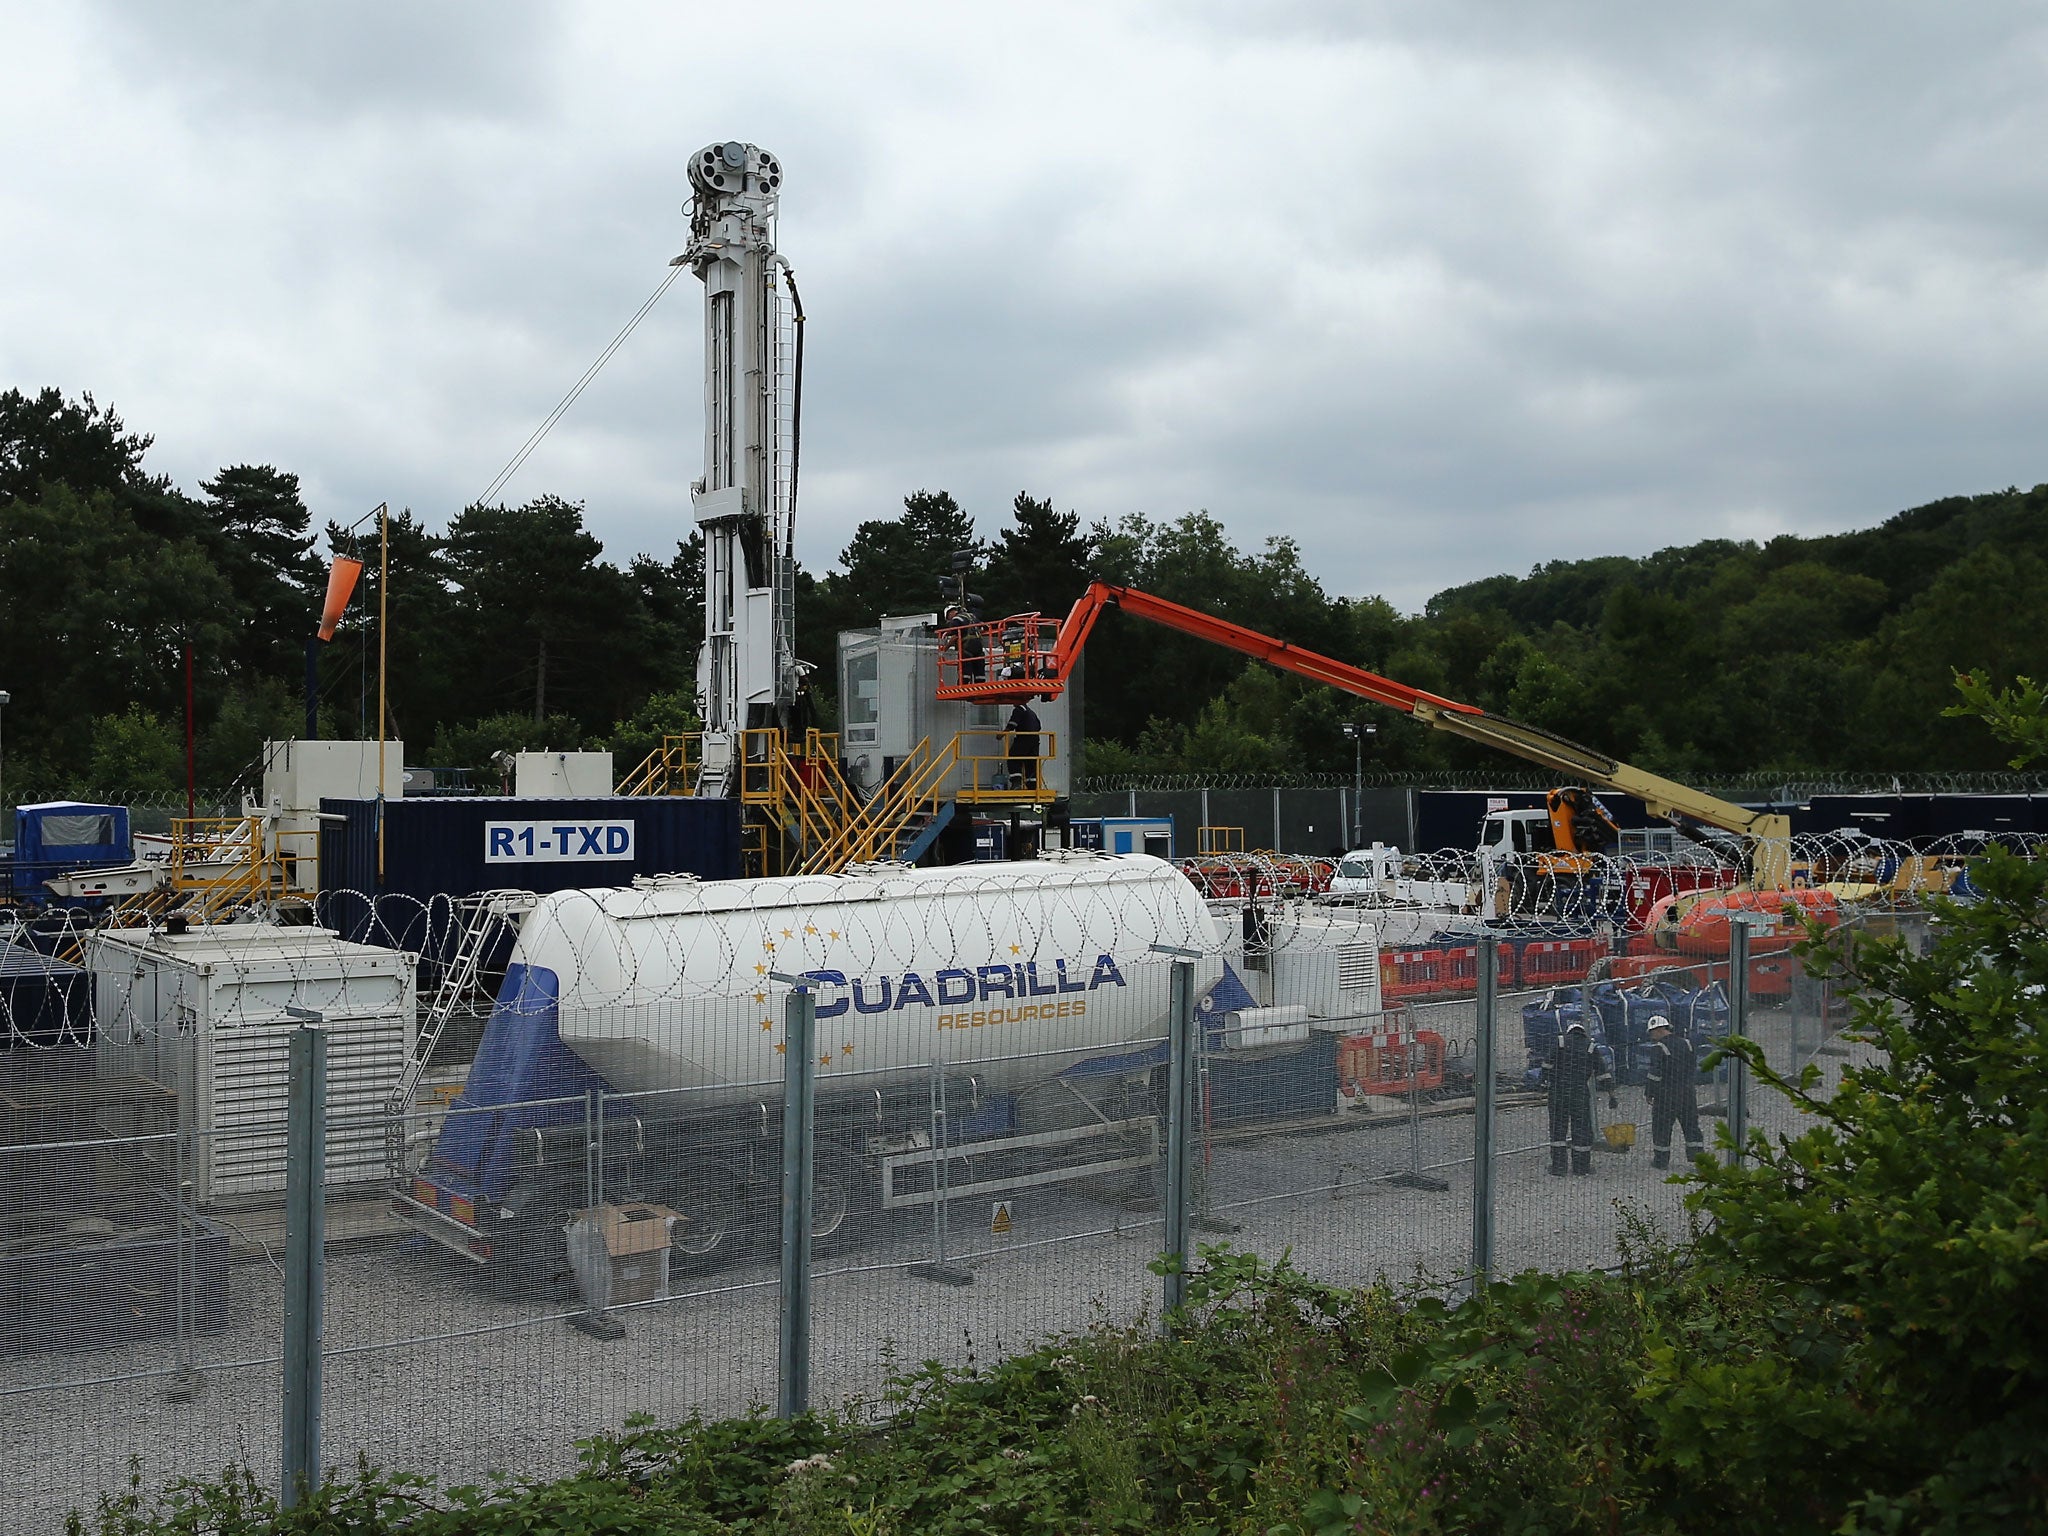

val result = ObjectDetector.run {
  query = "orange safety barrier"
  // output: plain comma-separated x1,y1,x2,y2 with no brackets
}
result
1339,1028,1447,1098
1608,953,1797,997
1378,943,1511,1001
1515,937,1603,988
1379,949,1447,1002
1440,943,1512,994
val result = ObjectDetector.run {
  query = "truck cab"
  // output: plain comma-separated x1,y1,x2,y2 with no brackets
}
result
1480,809,1556,860
1476,790,1618,919
1328,843,1404,896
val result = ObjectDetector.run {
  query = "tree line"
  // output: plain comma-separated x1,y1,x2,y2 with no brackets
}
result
2,383,2041,802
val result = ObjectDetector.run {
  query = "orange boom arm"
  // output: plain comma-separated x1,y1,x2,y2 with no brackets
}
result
1044,582,1483,719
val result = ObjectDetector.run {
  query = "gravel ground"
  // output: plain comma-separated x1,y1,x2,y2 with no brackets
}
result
2,999,1853,1533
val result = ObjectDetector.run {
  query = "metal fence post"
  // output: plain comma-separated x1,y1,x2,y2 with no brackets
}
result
910,1055,974,1287
1390,997,1451,1193
280,1020,327,1508
1470,936,1498,1287
774,978,817,1419
583,1087,600,1209
1160,954,1198,1329
1726,920,1752,1166
928,1063,949,1266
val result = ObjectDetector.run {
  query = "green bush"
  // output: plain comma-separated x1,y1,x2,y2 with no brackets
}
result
1679,849,2048,1533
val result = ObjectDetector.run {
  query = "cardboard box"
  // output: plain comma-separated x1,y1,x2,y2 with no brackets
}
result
565,1203,677,1310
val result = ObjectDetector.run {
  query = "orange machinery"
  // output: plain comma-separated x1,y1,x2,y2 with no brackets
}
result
937,582,1796,886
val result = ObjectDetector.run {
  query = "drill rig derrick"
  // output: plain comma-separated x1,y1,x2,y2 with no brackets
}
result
680,140,800,798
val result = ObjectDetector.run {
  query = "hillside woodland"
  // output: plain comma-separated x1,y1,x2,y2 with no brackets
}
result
2,385,2044,799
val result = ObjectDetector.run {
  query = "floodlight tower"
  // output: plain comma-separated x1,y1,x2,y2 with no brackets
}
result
680,140,798,796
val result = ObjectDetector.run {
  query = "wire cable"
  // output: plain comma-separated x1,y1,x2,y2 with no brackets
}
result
781,264,805,560
474,262,688,509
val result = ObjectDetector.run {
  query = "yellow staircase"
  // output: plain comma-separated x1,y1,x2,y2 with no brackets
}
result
78,816,294,956
615,734,702,797
618,726,1059,876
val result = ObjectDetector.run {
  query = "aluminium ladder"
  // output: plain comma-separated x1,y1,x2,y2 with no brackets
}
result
384,889,537,1179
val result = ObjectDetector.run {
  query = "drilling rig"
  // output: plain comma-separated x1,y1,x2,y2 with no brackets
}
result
630,144,1065,875
680,140,802,798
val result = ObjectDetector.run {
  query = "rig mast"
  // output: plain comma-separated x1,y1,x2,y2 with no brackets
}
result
681,140,798,796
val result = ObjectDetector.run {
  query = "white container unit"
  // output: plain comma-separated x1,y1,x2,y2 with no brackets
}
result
257,738,407,891
87,925,418,1202
513,751,616,798
1217,902,1382,1025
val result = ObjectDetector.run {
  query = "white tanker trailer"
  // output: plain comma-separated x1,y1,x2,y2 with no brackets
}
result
534,853,1224,1096
398,854,1380,1290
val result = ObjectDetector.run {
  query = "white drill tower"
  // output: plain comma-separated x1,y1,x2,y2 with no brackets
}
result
681,140,799,796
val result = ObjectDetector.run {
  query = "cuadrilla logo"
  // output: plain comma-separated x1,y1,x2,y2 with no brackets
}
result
798,955,1128,1019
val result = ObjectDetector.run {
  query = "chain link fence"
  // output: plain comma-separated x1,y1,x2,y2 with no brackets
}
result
0,856,1939,1530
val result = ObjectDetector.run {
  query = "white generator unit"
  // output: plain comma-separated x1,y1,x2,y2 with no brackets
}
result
1217,902,1383,1025
87,924,418,1203
1220,1003,1311,1049
514,751,615,798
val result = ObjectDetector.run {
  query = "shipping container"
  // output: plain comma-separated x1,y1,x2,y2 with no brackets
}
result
1799,794,1935,843
1926,794,2040,843
1069,817,1175,857
314,794,742,955
0,943,90,1049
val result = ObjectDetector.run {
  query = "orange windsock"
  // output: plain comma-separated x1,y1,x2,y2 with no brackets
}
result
317,556,364,641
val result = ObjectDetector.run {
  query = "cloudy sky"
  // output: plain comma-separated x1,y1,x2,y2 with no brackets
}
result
4,2,2044,611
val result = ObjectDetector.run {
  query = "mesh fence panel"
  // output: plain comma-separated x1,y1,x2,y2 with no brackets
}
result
0,860,1946,1528
0,1099,286,1531
1200,950,1474,1297
809,958,1176,1411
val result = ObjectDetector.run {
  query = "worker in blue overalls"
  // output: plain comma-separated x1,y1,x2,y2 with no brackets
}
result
1643,1015,1705,1171
1548,1021,1605,1176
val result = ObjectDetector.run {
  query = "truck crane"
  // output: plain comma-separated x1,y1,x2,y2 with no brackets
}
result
934,581,1795,890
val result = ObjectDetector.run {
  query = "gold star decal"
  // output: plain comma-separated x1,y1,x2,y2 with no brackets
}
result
763,939,775,952
1009,943,1022,955
819,1053,832,1067
804,924,818,935
782,927,794,939
841,1043,854,1056
754,992,767,1005
827,929,840,940
760,1019,774,1032
753,962,767,975
773,1042,786,1054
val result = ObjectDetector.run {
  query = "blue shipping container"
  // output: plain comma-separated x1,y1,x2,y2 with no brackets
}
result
0,943,90,1049
316,795,742,957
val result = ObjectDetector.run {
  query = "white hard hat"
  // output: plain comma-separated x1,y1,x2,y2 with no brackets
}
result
1647,1015,1673,1033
